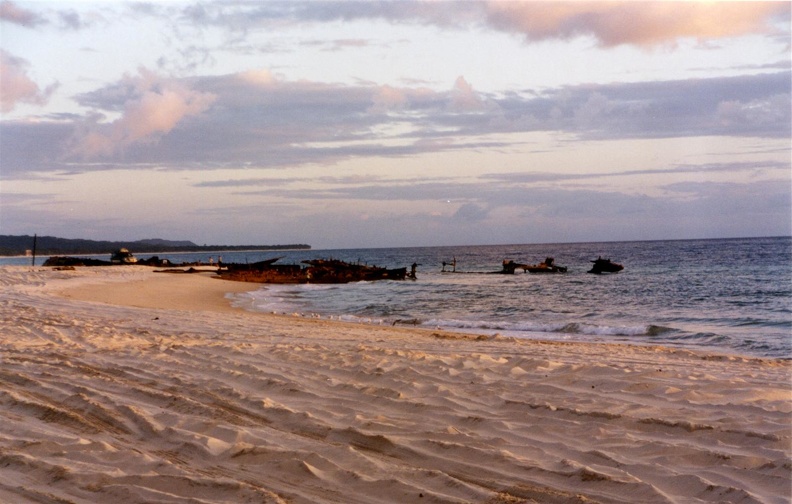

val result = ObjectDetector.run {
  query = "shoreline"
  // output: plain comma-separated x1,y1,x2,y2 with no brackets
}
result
1,265,789,503
56,265,786,362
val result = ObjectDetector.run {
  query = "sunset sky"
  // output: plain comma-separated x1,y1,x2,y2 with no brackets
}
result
1,1,790,249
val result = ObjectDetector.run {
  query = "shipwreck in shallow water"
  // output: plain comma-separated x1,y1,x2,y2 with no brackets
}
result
498,257,568,274
217,258,414,284
588,257,624,274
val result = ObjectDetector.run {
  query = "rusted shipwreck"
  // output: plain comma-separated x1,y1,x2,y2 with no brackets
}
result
43,250,174,267
588,257,624,274
217,258,413,284
442,257,568,274
500,257,567,274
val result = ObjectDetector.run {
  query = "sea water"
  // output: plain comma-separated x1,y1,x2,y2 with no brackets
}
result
217,237,790,359
5,237,790,358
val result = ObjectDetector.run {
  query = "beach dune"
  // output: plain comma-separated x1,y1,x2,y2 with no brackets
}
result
0,266,789,503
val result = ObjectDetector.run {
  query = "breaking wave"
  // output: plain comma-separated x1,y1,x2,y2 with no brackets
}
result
228,237,791,358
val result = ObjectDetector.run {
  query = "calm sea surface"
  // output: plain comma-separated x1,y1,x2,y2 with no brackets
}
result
5,237,790,358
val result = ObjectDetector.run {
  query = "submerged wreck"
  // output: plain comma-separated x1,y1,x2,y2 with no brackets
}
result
499,257,567,274
217,258,413,284
442,258,569,274
588,257,624,274
499,260,530,274
43,249,174,267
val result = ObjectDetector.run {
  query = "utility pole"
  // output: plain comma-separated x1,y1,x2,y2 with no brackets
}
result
31,234,37,267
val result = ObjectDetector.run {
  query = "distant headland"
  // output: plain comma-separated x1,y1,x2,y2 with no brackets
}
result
0,235,310,257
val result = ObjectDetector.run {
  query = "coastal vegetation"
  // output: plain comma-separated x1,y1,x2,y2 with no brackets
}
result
0,235,309,257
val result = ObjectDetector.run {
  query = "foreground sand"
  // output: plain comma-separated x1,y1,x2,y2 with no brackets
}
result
0,266,789,504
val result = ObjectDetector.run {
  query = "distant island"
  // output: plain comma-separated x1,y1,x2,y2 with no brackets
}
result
0,235,310,257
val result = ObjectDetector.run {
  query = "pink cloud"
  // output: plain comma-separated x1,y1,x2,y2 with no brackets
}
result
484,1,790,47
122,86,212,143
368,85,408,113
449,76,486,112
72,70,216,158
238,69,277,86
0,50,55,112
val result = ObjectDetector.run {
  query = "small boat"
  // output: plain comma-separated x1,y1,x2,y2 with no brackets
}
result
110,248,138,264
525,257,567,274
588,257,623,274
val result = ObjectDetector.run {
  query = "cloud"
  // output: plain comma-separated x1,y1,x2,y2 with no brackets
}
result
315,38,372,52
218,174,791,244
58,9,90,30
0,0,45,27
483,1,790,47
170,1,790,48
0,50,57,113
449,76,488,112
368,85,409,114
0,120,73,177
452,202,489,221
69,69,216,158
194,177,294,188
716,94,790,132
490,71,791,140
237,69,278,86
3,68,788,175
483,161,791,185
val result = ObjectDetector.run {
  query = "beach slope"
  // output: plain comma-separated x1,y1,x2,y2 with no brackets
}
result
1,266,789,503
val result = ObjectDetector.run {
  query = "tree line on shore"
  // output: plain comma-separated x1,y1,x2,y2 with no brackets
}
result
0,235,310,257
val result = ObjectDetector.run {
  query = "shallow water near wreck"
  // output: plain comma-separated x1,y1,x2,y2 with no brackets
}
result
6,237,789,358
215,237,790,359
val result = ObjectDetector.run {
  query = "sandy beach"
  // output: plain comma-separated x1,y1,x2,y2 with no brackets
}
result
0,265,789,504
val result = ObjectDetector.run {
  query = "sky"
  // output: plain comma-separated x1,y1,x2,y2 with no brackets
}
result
1,1,790,249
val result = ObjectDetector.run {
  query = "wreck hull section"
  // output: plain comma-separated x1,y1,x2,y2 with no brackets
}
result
218,259,408,284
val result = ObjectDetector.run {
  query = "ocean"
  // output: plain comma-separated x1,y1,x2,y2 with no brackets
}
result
5,237,790,358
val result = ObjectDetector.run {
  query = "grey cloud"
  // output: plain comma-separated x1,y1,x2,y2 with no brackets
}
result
58,9,86,30
470,179,791,239
452,203,489,221
177,1,479,29
173,2,789,48
488,71,791,140
482,161,791,185
0,191,59,205
193,177,294,188
662,179,792,205
658,179,792,236
74,90,131,114
223,176,791,244
60,71,504,169
1,1,101,31
3,69,789,177
194,173,447,189
557,179,788,225
0,121,73,176
0,0,46,27
229,178,503,205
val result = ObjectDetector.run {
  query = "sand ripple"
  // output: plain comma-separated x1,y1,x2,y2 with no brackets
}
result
0,266,789,503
